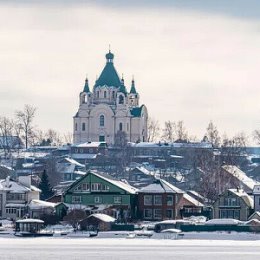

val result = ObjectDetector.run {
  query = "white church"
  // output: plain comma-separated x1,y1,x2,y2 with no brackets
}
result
73,51,148,145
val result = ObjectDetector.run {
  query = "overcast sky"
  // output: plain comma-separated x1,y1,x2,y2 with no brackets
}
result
0,0,259,143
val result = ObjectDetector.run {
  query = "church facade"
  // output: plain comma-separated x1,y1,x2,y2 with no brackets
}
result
73,51,148,145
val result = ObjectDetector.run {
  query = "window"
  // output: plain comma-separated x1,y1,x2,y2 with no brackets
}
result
6,208,17,214
224,197,239,206
72,196,81,203
119,95,124,104
82,122,86,131
166,209,173,219
94,196,102,204
100,115,105,127
97,91,99,98
75,183,90,192
99,136,105,142
119,123,123,131
144,209,153,219
167,195,173,206
75,123,77,131
7,193,26,201
154,195,162,206
144,195,153,206
112,91,115,99
154,209,162,219
234,210,240,220
104,91,107,98
91,183,109,192
91,183,101,191
114,196,122,204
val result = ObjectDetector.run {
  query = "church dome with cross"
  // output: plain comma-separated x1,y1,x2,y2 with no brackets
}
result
73,50,148,145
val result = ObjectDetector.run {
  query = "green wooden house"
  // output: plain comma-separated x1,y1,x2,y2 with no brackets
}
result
61,171,138,221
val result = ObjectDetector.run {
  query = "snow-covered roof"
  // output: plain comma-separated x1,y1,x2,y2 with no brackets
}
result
16,219,44,223
183,193,204,207
187,190,206,201
72,154,98,159
29,199,56,209
72,142,106,148
132,166,151,176
139,179,183,194
222,165,257,191
0,179,41,193
228,189,254,208
60,157,85,167
31,185,41,192
0,164,14,171
74,170,87,176
91,171,137,194
6,203,26,208
88,213,116,223
170,155,184,159
205,219,242,225
129,141,213,149
248,211,260,221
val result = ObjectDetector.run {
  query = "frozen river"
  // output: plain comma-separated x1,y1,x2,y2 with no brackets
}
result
0,237,260,260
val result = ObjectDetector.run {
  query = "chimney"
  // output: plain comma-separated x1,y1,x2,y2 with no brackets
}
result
18,176,31,188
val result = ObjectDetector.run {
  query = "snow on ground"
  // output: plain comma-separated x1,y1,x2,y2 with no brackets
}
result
0,236,260,260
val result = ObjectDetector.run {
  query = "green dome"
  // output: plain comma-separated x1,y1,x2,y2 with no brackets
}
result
105,51,114,61
94,52,121,88
83,78,90,93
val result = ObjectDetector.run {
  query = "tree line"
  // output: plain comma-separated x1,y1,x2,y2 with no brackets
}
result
0,104,72,157
148,117,260,147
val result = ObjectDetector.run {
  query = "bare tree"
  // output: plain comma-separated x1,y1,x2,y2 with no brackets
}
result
221,132,248,166
253,129,260,145
45,129,63,146
174,121,188,142
0,117,14,157
16,105,36,149
147,117,160,142
205,121,221,147
64,132,73,144
162,121,175,142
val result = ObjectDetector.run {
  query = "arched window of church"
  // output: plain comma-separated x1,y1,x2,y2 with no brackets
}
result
112,91,115,99
119,122,123,131
104,91,107,98
75,123,77,131
82,123,86,131
100,115,105,127
119,95,124,104
97,91,99,98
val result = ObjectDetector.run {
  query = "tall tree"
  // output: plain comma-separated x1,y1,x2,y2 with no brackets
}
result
205,121,221,147
147,117,160,142
162,121,175,142
39,170,54,200
0,117,14,157
175,121,188,142
16,104,36,149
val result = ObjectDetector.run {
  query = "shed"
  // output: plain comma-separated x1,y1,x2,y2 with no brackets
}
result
80,213,116,231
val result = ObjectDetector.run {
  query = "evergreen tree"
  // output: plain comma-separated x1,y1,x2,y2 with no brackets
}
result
39,170,54,200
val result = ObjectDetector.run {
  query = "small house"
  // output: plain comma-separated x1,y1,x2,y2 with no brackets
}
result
213,188,254,221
